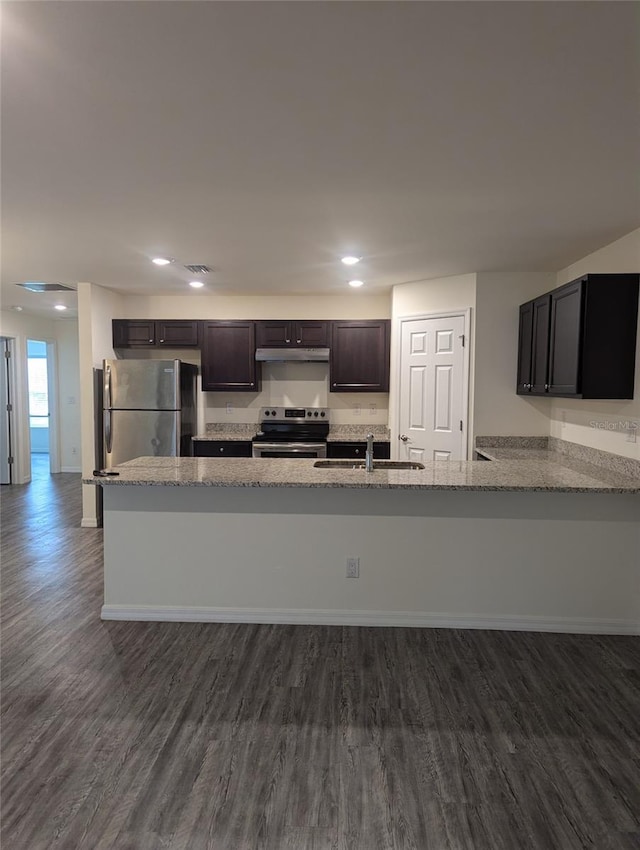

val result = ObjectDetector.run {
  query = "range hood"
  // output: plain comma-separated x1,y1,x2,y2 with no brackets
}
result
255,347,330,363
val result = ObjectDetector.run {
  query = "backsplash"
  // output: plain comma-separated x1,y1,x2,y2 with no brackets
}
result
201,362,389,426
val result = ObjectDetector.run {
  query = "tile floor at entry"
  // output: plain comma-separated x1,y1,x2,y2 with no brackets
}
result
1,470,639,849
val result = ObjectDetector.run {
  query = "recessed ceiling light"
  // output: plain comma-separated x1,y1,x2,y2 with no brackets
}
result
341,256,361,266
152,257,173,266
54,304,67,311
189,281,205,289
348,279,364,288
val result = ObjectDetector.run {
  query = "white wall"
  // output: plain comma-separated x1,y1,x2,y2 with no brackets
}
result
56,321,82,471
78,282,125,524
551,228,640,460
119,293,390,321
390,274,477,455
0,311,81,482
474,272,554,437
102,486,640,633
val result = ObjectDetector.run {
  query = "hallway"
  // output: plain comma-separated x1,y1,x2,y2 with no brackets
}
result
1,474,639,849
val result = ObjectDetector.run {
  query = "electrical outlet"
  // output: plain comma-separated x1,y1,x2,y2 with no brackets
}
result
354,405,361,416
226,402,233,414
627,424,637,443
369,403,377,415
346,557,360,578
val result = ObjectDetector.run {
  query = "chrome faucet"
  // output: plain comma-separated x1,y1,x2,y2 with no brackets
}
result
365,433,375,473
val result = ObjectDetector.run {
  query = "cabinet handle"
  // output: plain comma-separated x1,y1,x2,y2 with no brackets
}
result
219,447,224,453
285,339,291,344
159,339,164,343
355,449,360,454
296,339,301,344
332,383,337,387
149,339,154,343
544,383,549,390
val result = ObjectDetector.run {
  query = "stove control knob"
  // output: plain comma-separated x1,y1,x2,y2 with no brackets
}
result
265,410,270,416
314,411,319,417
307,411,312,417
272,410,277,416
320,411,325,417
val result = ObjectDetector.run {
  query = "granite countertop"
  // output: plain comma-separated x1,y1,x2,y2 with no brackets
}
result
476,447,554,462
85,455,640,493
326,425,391,442
193,424,257,442
193,424,391,442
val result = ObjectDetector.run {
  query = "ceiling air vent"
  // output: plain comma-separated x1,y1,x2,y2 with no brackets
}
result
184,264,211,274
17,282,76,293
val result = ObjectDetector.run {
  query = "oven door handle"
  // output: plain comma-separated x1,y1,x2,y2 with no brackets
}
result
256,443,326,451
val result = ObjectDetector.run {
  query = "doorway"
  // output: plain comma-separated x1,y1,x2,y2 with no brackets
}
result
397,312,470,462
26,339,60,478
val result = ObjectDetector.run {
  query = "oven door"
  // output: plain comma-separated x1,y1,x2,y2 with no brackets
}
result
252,442,327,459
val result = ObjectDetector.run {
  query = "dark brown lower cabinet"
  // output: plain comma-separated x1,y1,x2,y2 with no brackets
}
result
201,322,260,392
193,440,253,457
327,441,391,460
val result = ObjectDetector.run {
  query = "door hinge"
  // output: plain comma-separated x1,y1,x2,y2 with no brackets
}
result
4,350,10,359
459,420,463,432
7,456,13,464
6,403,12,412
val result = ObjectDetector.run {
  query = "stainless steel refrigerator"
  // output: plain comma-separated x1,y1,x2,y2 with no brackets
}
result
103,359,197,468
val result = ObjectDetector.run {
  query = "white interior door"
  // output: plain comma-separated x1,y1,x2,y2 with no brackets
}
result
398,315,468,462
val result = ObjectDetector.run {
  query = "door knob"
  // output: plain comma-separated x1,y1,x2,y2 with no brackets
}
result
399,434,409,442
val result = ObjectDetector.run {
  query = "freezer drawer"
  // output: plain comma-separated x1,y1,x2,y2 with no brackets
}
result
104,410,180,467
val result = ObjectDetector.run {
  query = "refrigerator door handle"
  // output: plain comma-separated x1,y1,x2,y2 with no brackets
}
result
105,410,113,454
105,363,112,410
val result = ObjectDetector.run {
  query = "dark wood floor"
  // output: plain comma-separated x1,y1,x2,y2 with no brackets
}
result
1,470,639,849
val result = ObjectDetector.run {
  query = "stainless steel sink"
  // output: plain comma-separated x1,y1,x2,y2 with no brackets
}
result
314,460,425,470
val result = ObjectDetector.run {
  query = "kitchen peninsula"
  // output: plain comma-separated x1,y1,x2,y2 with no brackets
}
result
88,453,640,634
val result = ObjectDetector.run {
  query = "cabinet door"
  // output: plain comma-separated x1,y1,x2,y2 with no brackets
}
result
294,321,328,347
330,321,390,392
193,440,253,457
327,442,390,459
530,295,551,394
113,320,156,348
157,320,199,347
548,280,584,396
201,322,259,391
256,321,292,347
516,301,534,393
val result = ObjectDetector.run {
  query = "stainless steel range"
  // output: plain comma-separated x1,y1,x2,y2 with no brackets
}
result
252,406,329,458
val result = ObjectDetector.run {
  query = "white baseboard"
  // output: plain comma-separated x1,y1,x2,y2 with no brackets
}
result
81,517,99,528
61,465,82,473
100,605,640,635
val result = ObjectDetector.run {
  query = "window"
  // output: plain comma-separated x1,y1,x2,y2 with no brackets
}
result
27,340,48,429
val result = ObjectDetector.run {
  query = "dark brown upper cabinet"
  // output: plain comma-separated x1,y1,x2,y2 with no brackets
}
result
330,320,390,393
113,319,199,348
201,321,260,392
256,321,328,348
517,274,639,399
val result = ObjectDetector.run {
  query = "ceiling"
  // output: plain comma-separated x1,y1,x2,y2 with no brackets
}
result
2,0,639,318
